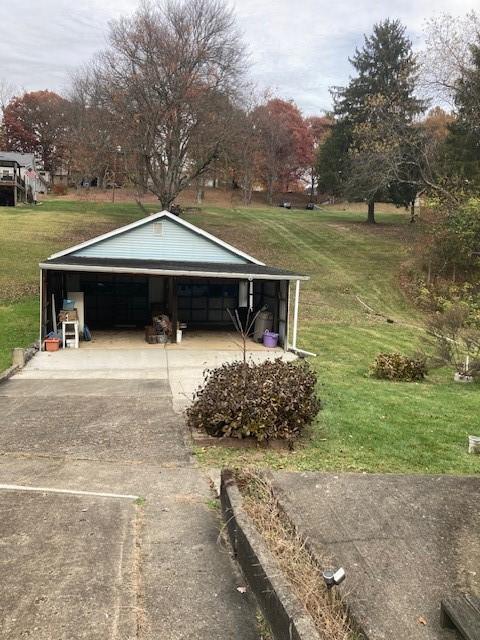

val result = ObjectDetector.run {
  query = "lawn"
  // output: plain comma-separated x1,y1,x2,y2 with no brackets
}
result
0,198,478,474
0,200,157,371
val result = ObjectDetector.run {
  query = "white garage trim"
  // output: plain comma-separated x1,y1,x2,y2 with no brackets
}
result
39,262,309,281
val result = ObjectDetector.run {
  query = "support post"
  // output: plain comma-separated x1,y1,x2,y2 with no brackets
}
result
248,279,254,311
39,269,44,348
285,281,290,351
169,276,178,343
292,279,300,350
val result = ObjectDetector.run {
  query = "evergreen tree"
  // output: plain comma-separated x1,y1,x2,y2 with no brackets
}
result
332,19,425,222
445,42,480,187
316,120,351,198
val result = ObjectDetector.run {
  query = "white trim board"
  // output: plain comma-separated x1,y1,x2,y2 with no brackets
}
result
48,211,264,266
39,262,309,281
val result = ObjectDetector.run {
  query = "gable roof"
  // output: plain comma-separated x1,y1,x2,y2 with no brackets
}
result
48,211,264,265
0,151,36,169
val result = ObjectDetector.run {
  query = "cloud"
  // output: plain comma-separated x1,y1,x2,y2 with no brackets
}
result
0,0,477,113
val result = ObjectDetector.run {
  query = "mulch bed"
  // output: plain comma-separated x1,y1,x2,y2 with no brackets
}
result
190,428,293,450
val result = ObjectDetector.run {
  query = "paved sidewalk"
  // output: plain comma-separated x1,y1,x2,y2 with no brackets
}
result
273,472,480,640
0,375,259,640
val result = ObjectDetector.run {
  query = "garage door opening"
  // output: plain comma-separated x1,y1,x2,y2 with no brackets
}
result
41,269,292,351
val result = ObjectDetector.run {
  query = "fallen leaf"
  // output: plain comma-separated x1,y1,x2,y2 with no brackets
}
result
418,616,427,625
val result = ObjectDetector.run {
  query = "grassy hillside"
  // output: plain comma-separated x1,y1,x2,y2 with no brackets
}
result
1,199,478,474
0,201,157,371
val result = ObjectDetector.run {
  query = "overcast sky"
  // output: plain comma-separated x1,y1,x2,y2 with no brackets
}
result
0,0,477,114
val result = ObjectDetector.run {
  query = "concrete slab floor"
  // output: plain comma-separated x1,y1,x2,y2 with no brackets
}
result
0,377,260,640
79,329,283,352
273,472,480,640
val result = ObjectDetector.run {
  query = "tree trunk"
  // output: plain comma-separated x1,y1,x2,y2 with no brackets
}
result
160,194,175,210
367,200,375,224
242,182,252,205
410,201,416,223
266,177,274,205
196,177,205,204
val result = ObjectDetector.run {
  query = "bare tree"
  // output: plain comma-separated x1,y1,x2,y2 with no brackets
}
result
78,0,246,209
346,99,459,223
421,12,480,105
67,73,120,189
224,105,259,205
0,78,15,111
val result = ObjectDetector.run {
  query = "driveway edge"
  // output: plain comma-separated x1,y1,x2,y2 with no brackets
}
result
0,343,39,385
220,469,321,640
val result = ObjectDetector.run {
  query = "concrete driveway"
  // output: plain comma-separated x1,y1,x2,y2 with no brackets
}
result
16,347,295,411
0,356,260,640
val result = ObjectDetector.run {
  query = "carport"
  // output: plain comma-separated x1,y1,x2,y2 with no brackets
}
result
39,211,309,351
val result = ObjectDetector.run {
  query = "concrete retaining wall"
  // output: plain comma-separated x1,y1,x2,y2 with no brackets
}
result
220,470,321,640
0,343,38,384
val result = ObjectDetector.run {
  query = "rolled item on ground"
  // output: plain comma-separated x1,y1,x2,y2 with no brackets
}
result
468,435,480,454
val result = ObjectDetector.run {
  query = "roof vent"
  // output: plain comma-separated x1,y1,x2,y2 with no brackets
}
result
153,222,163,236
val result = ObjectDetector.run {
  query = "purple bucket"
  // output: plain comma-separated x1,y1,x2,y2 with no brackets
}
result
263,330,279,348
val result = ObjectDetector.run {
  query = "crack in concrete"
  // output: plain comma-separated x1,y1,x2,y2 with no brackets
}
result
132,504,148,640
0,451,191,469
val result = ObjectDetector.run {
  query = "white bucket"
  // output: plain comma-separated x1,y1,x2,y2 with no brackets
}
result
468,435,480,454
454,372,474,383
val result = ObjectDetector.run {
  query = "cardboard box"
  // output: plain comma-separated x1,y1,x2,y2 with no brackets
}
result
59,309,78,322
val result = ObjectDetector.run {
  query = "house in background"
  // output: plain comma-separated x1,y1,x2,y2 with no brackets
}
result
0,151,48,206
39,211,308,350
0,158,25,206
38,165,69,188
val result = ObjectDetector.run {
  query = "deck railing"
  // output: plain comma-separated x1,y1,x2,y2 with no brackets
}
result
0,174,25,189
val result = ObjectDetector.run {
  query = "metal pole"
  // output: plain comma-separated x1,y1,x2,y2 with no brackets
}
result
292,279,300,350
39,269,43,348
112,154,116,204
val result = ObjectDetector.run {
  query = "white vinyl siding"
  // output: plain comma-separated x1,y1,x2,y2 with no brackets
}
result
73,218,248,264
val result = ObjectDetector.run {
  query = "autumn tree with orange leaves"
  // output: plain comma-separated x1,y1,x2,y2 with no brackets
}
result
254,99,313,203
3,90,69,181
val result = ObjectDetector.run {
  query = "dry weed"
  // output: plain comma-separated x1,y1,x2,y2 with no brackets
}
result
236,469,360,640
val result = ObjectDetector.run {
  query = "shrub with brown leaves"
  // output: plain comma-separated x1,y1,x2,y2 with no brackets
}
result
52,184,68,196
370,352,427,382
186,359,321,441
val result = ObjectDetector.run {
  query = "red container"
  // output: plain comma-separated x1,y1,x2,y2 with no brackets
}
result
44,338,61,352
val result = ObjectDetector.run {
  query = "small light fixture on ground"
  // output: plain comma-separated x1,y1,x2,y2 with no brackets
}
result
322,568,346,590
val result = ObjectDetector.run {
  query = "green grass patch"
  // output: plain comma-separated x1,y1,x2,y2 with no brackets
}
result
1,198,479,474
0,200,156,366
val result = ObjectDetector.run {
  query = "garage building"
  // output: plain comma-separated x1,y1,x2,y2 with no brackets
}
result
39,211,308,350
